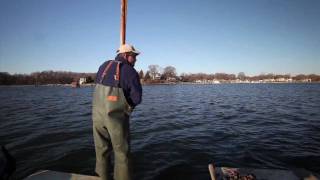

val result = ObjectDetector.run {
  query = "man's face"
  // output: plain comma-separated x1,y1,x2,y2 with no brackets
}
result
126,53,137,66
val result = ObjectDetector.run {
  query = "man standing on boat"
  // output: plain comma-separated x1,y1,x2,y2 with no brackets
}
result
92,44,142,180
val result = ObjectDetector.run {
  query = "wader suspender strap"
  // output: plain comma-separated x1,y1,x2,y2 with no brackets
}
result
99,61,114,84
114,62,121,87
99,61,121,87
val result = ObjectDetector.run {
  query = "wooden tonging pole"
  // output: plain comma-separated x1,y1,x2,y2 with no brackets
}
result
120,0,127,45
208,163,216,180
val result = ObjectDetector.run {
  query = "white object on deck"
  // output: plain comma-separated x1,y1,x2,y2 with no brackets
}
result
208,163,319,180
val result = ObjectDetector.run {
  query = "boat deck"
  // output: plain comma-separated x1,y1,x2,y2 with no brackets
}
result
24,167,319,180
24,170,99,180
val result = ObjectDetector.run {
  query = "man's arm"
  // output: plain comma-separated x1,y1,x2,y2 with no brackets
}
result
128,71,142,108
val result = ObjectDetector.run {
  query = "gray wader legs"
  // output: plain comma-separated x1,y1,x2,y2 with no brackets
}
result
92,84,131,180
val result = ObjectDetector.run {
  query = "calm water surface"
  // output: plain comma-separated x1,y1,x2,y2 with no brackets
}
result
0,84,320,180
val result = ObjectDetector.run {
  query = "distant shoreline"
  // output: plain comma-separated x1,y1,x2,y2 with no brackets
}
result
0,82,319,87
142,82,320,85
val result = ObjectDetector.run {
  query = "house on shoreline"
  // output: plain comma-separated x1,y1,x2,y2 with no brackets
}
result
71,77,86,88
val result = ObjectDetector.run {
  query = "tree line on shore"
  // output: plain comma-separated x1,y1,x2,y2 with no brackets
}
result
177,72,320,82
140,65,320,83
0,71,95,85
1,65,320,85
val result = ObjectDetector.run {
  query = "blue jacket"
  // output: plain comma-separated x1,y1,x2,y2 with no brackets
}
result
96,56,142,108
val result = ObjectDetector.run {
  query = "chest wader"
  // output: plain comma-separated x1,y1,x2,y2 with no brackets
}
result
92,61,132,180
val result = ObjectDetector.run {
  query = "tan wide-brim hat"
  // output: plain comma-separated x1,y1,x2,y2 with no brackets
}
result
117,44,140,55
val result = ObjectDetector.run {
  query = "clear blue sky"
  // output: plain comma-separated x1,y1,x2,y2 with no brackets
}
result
0,0,319,76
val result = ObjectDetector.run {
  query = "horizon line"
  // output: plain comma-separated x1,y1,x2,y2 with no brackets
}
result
1,70,320,77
